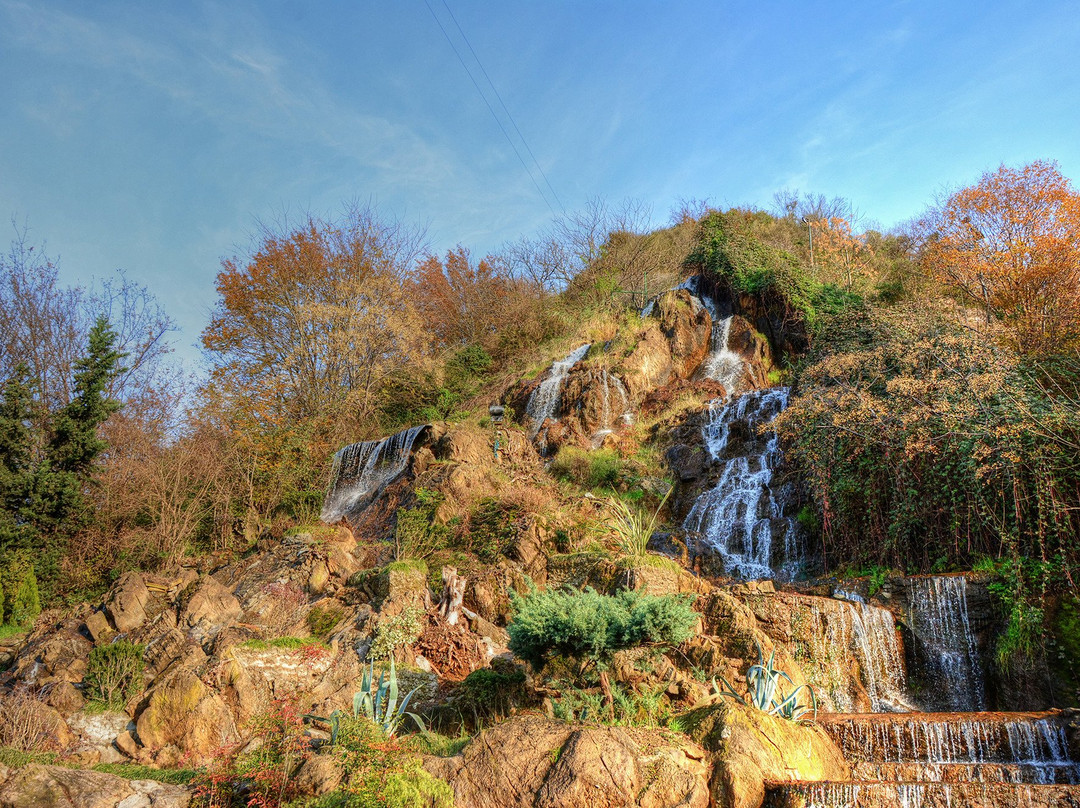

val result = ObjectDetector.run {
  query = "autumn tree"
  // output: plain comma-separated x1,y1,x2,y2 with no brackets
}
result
203,206,430,434
918,160,1080,356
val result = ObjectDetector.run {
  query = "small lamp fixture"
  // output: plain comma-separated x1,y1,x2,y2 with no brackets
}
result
488,404,505,424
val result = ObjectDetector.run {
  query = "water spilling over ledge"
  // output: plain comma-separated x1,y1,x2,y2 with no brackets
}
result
320,424,430,523
682,387,801,580
525,343,591,443
908,575,987,712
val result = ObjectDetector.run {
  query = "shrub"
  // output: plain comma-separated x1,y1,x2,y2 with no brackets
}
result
549,447,620,490
193,698,309,808
256,580,307,636
507,587,696,673
455,665,527,723
84,640,145,711
312,717,454,808
603,486,671,558
0,551,39,627
393,488,450,562
370,608,423,660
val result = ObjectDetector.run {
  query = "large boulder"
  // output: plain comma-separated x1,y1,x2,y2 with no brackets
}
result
177,577,242,647
135,669,237,758
425,715,710,808
104,573,152,634
683,702,849,808
0,763,190,808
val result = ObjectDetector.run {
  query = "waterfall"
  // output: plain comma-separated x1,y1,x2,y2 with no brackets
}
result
320,424,428,523
848,603,909,712
590,369,634,447
682,388,800,580
909,576,986,711
818,713,1080,786
699,314,746,396
801,599,908,712
525,343,591,439
639,275,744,395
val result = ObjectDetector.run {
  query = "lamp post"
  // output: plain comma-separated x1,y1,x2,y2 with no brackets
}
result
489,404,505,461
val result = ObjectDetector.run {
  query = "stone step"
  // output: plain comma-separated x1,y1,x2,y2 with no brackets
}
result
763,781,1080,808
816,711,1074,766
850,761,1080,785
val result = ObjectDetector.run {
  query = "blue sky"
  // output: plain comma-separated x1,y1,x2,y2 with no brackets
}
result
2,1,1079,369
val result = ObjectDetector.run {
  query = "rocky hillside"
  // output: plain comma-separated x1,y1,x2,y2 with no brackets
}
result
0,276,1077,808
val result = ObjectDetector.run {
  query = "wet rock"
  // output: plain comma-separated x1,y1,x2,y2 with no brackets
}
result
656,289,713,379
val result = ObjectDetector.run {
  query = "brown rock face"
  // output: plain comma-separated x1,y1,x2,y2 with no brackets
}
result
726,315,773,390
426,715,710,808
135,670,238,756
684,702,850,808
656,290,713,379
105,573,151,634
0,763,191,808
619,325,675,402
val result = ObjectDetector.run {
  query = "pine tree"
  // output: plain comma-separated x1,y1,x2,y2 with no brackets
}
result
0,364,37,556
34,317,126,598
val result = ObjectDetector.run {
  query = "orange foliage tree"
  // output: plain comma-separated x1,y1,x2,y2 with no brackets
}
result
809,216,876,291
412,246,554,362
918,160,1080,356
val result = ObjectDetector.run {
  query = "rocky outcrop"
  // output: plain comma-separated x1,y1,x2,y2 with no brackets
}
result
684,702,849,808
425,715,710,808
135,669,238,757
0,764,190,808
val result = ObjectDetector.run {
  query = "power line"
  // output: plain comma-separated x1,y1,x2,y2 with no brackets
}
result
438,0,564,214
422,0,560,216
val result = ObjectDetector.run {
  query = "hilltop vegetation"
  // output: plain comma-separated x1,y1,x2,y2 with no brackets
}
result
0,161,1078,662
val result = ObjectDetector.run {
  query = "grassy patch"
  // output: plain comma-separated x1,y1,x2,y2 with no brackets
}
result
92,763,198,784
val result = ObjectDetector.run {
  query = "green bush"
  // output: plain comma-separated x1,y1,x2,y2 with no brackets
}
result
313,716,454,808
84,640,145,710
508,587,696,672
0,552,39,627
393,489,450,562
549,447,620,490
370,608,424,660
455,665,527,722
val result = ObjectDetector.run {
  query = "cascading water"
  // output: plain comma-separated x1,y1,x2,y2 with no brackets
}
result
682,388,800,580
818,713,1080,786
909,576,986,711
525,343,591,440
321,425,428,523
590,369,634,447
800,599,908,713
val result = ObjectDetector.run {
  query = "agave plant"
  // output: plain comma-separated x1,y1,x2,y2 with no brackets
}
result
308,656,427,743
711,640,817,722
